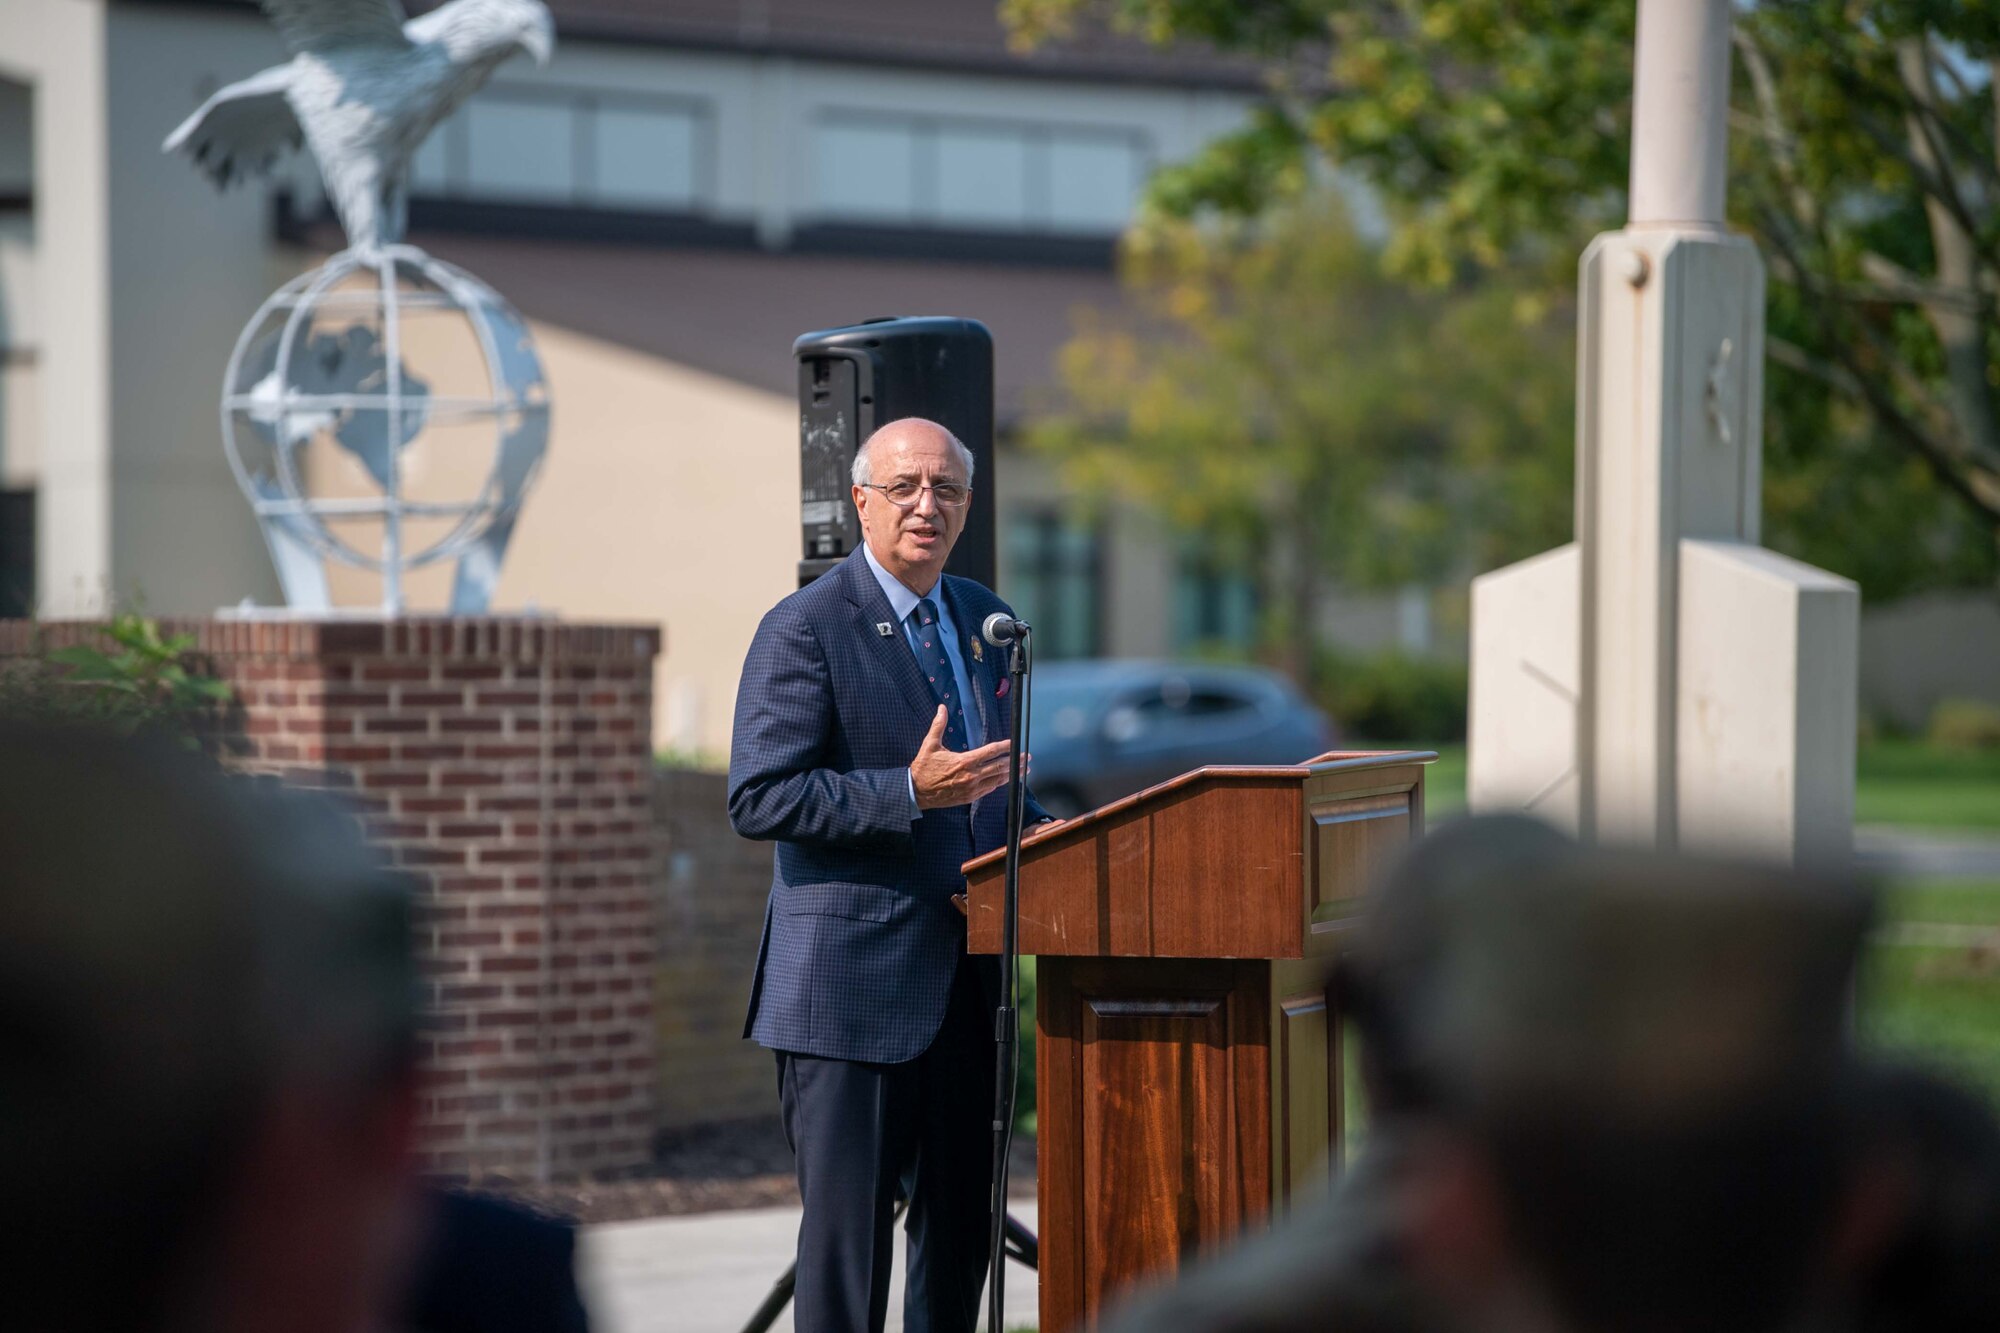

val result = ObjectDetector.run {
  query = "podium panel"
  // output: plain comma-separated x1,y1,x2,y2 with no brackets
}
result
966,751,1432,1333
1038,959,1270,1323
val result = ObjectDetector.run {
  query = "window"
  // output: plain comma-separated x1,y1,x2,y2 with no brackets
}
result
1003,507,1103,659
0,488,31,618
935,125,1030,227
465,98,575,202
411,125,451,192
1129,679,1257,725
816,120,920,223
1183,688,1257,718
813,112,1150,235
594,105,700,209
1174,544,1258,652
416,89,712,213
1047,130,1143,232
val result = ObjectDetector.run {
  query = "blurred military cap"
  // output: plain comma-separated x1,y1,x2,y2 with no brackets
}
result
1349,816,1874,1125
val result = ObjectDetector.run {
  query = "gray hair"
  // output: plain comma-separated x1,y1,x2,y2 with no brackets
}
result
850,418,976,488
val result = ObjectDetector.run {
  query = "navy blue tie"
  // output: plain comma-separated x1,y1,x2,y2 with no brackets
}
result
909,599,968,752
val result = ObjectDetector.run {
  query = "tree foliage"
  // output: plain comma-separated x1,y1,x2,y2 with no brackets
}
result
1004,0,2000,597
1027,196,1572,672
0,614,237,752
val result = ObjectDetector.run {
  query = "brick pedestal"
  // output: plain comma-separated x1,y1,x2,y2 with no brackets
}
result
1,617,660,1179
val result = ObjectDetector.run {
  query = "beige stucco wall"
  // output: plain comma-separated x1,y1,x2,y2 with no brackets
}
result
496,322,795,760
313,313,796,760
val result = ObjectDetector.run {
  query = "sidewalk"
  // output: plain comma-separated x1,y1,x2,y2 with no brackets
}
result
1857,826,2000,879
580,1199,1041,1333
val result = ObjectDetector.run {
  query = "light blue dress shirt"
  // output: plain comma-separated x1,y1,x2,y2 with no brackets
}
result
864,545,986,816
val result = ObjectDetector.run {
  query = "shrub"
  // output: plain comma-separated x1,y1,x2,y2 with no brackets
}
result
1928,698,2000,752
0,614,237,752
1312,648,1469,743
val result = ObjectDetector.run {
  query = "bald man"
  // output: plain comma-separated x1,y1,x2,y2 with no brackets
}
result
730,418,1054,1333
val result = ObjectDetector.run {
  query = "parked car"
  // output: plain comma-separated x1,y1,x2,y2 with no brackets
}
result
1023,659,1336,819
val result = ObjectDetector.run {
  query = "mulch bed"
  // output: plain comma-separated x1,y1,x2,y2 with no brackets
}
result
447,1117,1038,1226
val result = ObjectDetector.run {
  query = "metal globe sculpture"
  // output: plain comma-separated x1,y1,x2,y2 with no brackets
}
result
223,244,549,613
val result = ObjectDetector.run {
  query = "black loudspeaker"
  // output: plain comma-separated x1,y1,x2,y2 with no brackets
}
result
793,316,997,591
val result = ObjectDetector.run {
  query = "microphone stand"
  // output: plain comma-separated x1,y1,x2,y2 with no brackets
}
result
986,624,1031,1333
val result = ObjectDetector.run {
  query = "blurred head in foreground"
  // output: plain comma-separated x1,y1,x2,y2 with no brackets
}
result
1334,817,1883,1333
0,721,421,1333
1849,1063,2000,1333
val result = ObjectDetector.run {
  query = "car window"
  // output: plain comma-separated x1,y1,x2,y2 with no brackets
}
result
1123,678,1256,725
1182,688,1255,718
1128,675,1190,720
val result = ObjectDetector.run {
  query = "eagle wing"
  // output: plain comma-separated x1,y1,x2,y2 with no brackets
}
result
162,64,304,188
258,0,411,56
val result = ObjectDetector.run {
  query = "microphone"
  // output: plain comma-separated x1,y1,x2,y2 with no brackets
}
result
981,612,1030,646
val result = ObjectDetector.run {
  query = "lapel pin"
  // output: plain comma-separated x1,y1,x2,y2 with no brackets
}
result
875,622,894,637
970,637,984,662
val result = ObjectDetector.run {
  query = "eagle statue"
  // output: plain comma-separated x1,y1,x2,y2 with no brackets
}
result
164,0,555,251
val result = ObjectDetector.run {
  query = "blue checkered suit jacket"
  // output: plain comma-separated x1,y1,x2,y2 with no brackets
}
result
729,549,1049,1064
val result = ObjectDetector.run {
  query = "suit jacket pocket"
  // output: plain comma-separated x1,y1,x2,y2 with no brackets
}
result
778,882,904,923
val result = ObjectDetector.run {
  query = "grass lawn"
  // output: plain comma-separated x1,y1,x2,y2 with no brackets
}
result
1407,739,1997,830
1866,879,2000,1102
1364,741,1467,816
1422,744,1467,818
1857,740,2000,830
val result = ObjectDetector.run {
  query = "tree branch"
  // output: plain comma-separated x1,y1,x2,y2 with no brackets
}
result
1766,336,1860,396
1850,100,1990,256
1894,36,2000,490
1905,40,2000,199
1759,205,2000,528
1853,251,1990,315
1732,26,1820,229
1837,342,2000,525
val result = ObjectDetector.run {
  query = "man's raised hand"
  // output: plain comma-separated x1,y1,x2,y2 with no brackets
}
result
910,705,1022,810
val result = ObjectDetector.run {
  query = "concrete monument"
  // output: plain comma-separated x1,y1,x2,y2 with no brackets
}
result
1468,0,1859,861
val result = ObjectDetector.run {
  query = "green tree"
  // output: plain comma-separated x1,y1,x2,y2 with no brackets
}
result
1028,195,1572,675
1004,0,2000,597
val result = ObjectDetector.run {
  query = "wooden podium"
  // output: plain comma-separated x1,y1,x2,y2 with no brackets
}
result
964,750,1433,1333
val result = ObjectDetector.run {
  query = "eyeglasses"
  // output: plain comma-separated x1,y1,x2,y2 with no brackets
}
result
861,481,971,509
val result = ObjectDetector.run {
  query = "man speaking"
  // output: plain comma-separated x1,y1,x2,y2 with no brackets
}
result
730,417,1053,1333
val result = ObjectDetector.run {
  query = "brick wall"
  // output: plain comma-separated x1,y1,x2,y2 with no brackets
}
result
652,767,779,1129
0,617,660,1180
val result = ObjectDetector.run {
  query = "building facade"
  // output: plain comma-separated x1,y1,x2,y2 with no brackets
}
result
0,0,1286,756
6,0,1984,754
